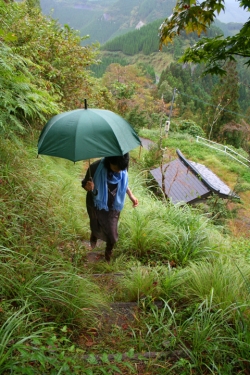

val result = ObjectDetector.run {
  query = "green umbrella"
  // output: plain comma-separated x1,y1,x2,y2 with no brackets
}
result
38,106,142,162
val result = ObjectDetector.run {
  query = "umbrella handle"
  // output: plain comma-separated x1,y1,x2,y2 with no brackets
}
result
88,159,91,179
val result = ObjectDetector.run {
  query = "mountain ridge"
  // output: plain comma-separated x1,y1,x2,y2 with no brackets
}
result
40,0,175,45
40,0,247,46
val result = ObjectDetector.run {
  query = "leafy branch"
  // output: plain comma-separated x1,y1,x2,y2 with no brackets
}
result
159,0,250,75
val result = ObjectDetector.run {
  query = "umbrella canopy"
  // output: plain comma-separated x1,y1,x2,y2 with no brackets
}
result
38,108,142,162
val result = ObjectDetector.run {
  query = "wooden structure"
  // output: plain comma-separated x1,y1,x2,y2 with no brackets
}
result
150,149,239,204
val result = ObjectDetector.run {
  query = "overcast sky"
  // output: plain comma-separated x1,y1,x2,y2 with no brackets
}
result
217,0,249,23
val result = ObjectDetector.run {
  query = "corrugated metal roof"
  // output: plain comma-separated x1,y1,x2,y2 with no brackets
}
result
150,149,239,204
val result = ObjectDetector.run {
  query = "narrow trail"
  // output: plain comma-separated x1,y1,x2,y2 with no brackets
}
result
77,243,175,374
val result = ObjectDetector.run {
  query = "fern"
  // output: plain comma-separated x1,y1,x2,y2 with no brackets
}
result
0,42,60,134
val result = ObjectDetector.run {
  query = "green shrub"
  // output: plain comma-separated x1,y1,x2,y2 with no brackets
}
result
178,120,205,137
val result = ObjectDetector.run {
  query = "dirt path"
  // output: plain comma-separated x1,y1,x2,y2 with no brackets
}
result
139,137,155,150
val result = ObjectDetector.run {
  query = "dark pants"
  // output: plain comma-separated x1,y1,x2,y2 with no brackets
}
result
90,232,114,261
88,206,120,261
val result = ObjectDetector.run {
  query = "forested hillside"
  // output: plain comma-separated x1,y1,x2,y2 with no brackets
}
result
100,20,225,56
91,17,250,138
40,0,244,46
40,0,176,45
92,20,223,77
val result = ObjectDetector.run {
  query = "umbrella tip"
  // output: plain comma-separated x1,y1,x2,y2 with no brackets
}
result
84,99,87,110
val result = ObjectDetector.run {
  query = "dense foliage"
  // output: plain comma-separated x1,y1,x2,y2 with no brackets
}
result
0,41,59,134
102,63,156,117
0,0,114,135
157,61,245,138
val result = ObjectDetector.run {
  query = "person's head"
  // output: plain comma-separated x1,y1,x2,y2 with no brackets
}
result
104,153,129,172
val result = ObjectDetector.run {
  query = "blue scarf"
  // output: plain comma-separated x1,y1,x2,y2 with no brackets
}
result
93,159,128,211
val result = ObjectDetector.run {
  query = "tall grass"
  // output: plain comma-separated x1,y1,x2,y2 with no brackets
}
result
174,257,250,309
138,294,250,374
117,262,176,301
0,247,108,323
0,136,111,372
0,248,108,374
119,182,221,265
0,303,50,373
0,137,90,259
173,295,245,375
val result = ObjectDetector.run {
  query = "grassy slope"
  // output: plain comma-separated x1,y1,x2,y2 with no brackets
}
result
1,130,250,373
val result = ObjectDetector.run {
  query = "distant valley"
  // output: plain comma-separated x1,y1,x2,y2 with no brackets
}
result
40,0,247,47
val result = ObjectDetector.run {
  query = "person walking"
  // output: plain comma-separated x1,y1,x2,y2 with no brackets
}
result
82,153,138,262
